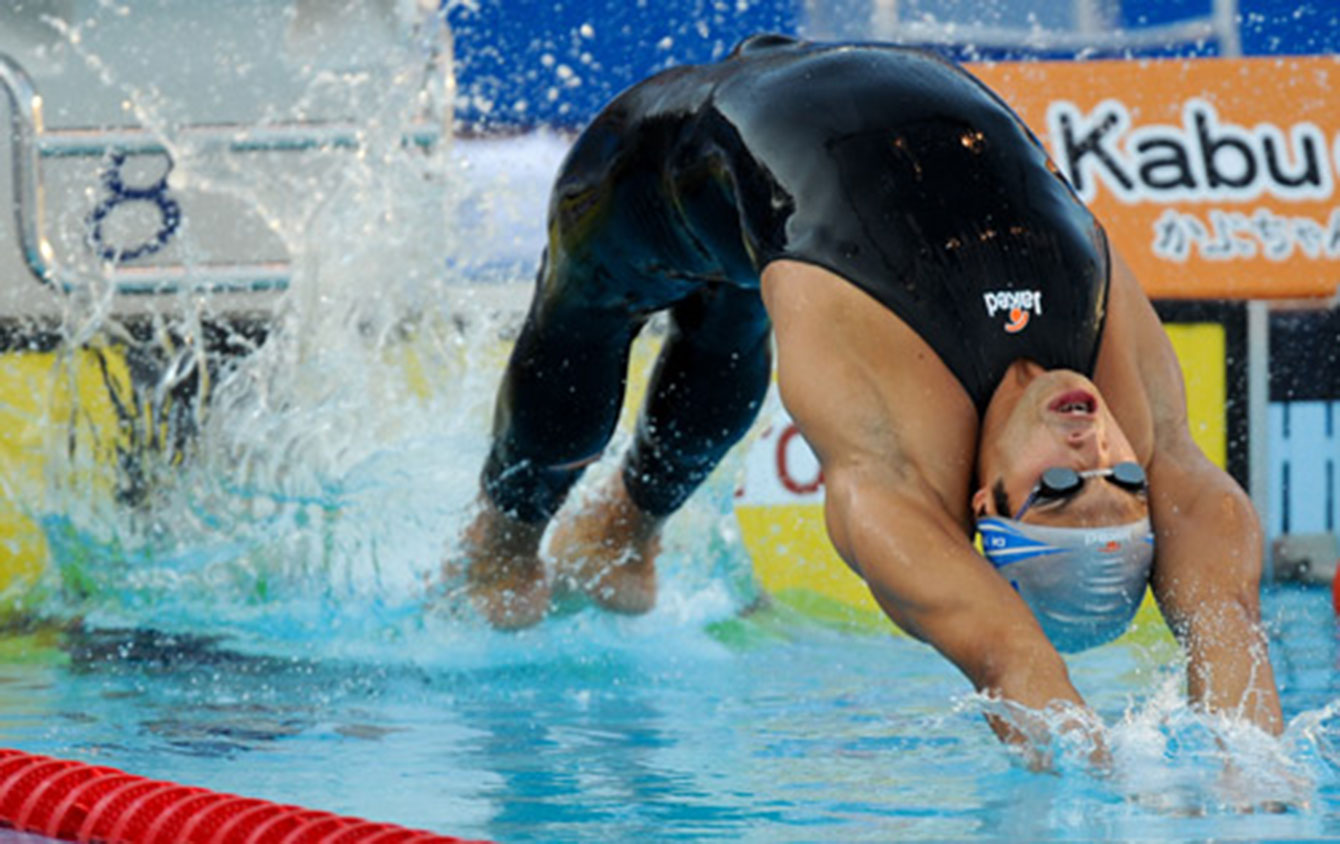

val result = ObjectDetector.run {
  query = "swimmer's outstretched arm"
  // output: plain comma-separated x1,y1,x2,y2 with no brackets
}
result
761,261,1101,762
1100,257,1283,735
819,461,1101,761
1148,432,1283,732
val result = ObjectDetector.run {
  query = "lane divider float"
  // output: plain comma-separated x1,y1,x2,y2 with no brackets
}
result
0,748,491,844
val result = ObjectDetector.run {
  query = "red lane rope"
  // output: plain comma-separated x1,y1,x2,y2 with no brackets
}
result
0,749,492,844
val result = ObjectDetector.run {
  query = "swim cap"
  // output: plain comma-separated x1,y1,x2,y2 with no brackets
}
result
976,516,1155,653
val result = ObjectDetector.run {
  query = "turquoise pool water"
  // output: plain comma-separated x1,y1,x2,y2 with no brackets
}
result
3,8,1338,839
4,584,1339,842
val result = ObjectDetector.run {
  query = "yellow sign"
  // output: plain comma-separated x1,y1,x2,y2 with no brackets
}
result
736,321,1223,638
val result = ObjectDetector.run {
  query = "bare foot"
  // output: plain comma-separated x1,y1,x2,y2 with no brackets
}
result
458,500,550,630
550,473,664,615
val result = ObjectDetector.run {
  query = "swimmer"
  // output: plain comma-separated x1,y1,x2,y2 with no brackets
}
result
456,35,1282,753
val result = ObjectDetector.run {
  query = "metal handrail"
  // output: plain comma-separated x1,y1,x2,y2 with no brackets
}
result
861,0,1238,54
36,122,443,158
0,53,54,291
871,18,1220,51
0,52,444,297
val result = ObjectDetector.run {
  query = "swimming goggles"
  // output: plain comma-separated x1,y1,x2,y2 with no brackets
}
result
1013,462,1147,520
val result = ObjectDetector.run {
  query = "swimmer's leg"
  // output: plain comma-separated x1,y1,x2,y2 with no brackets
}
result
462,261,649,629
551,284,772,613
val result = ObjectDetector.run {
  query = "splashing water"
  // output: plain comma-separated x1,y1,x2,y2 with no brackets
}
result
944,641,1340,838
19,2,753,659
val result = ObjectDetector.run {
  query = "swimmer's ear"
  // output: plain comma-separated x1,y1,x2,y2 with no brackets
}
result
971,486,992,518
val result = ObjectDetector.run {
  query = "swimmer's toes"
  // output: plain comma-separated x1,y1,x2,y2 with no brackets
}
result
469,579,551,630
587,562,657,615
466,560,551,630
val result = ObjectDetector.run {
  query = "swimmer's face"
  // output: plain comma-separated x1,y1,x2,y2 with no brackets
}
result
973,361,1148,528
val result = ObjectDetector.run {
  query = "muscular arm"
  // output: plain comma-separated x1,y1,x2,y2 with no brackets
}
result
761,261,1096,754
1098,257,1283,734
824,460,1089,730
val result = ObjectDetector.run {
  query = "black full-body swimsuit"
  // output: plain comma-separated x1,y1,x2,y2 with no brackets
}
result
483,35,1110,523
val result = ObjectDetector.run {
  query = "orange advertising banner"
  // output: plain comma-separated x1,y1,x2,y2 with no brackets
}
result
971,56,1340,300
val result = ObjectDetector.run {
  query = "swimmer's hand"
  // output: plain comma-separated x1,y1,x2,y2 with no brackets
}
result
1216,753,1311,814
1123,762,1308,817
1120,712,1311,817
1211,711,1312,812
1058,705,1114,774
981,695,1111,774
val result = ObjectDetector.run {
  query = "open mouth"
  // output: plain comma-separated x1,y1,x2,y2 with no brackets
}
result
1048,389,1097,416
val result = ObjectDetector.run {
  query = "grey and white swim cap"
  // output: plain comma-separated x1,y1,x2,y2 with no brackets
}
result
977,516,1155,653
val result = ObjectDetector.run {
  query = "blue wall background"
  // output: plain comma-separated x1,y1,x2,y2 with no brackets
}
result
446,0,1340,131
446,0,797,130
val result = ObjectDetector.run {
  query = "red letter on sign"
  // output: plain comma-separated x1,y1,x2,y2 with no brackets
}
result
776,425,823,495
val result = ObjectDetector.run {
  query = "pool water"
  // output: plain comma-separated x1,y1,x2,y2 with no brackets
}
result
3,7,1340,840
4,584,1340,842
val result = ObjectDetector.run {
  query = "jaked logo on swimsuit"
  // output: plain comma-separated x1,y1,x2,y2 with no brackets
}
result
982,289,1043,334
